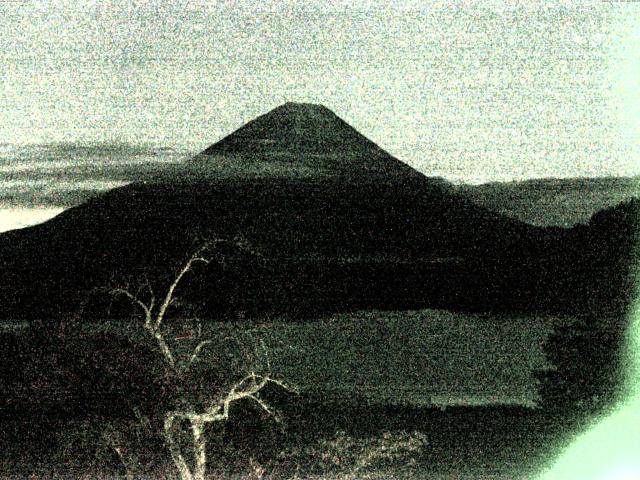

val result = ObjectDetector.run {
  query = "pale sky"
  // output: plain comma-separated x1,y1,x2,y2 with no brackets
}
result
1,0,639,183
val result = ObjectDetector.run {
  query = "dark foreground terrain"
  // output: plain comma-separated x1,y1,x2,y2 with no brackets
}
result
1,396,598,479
0,309,625,479
1,104,637,323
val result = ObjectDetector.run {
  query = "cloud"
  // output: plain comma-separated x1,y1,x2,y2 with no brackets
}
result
0,142,187,207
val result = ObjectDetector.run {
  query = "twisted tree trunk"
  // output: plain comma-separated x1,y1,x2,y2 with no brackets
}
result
110,240,293,480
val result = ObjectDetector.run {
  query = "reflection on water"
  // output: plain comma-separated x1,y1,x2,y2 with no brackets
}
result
0,207,65,233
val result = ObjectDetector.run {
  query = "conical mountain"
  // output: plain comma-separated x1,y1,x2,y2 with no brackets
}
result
0,103,604,322
193,102,423,179
202,102,383,156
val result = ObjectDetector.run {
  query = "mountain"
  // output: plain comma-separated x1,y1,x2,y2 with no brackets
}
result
0,104,635,321
456,176,640,227
186,102,425,180
202,102,383,157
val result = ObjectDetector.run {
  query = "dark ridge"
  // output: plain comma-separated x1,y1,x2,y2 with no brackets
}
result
457,176,639,227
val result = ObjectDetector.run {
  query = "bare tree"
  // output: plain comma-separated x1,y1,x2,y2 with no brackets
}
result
109,237,294,480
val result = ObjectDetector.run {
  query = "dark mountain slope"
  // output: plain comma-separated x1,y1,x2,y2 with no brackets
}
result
0,175,548,320
202,102,380,156
0,104,635,321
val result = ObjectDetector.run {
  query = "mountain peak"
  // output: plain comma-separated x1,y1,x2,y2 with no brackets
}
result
200,102,385,158
276,101,331,112
195,102,424,179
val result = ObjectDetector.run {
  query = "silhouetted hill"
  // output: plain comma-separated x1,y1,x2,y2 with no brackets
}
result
0,105,636,321
0,177,541,320
457,176,639,227
488,198,639,318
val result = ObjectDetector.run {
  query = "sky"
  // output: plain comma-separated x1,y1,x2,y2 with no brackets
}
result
1,0,639,183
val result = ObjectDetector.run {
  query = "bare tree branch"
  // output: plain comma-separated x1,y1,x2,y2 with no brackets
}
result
247,394,276,418
187,340,213,367
147,326,177,369
111,287,152,322
99,238,293,480
164,414,195,480
154,254,204,331
162,365,294,480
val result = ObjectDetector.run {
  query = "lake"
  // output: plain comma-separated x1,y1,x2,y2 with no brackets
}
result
3,309,560,408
